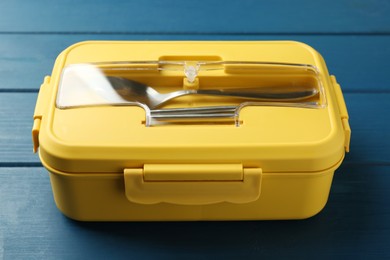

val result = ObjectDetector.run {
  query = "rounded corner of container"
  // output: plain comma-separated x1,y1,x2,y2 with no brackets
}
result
286,41,323,59
38,125,76,171
54,202,91,222
45,166,92,221
296,204,328,220
57,41,98,60
288,40,317,50
309,116,347,169
291,190,332,220
66,40,96,51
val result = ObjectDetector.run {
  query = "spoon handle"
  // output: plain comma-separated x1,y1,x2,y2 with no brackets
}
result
193,88,318,101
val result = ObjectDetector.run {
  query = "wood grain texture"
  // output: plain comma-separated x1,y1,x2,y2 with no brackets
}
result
0,0,389,34
0,0,389,258
0,165,389,259
0,35,389,92
0,93,38,164
0,92,388,164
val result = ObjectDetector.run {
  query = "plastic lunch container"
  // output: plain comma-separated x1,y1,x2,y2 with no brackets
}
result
32,41,350,220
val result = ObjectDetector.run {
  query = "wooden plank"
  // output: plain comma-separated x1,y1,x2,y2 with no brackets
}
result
0,92,389,164
0,93,38,163
0,0,389,33
346,93,390,165
0,34,389,92
0,165,389,258
0,1,387,258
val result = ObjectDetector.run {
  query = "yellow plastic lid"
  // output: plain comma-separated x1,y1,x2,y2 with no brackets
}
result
34,41,347,174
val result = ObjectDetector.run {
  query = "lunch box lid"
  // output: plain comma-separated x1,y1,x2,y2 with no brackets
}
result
32,41,350,174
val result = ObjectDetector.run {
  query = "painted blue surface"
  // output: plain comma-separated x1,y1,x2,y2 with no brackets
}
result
0,0,389,33
0,1,389,258
1,165,389,259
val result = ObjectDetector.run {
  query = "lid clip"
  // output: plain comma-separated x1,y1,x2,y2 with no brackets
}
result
32,76,51,153
330,75,351,152
124,164,262,205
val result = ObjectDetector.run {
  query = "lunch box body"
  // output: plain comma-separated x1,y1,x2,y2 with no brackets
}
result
32,41,350,220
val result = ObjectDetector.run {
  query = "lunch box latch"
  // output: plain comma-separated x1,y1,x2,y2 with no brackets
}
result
330,76,351,152
32,76,51,153
123,164,262,205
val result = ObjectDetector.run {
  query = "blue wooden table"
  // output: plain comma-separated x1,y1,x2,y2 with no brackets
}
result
1,1,390,258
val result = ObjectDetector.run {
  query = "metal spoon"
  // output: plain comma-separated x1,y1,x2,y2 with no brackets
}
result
107,77,318,109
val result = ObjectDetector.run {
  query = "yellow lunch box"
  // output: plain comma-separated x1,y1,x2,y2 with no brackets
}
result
32,41,351,221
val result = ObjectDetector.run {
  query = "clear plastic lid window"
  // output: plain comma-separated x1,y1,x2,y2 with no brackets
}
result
56,61,326,126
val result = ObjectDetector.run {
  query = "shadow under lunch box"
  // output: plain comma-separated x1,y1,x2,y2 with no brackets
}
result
32,41,351,221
